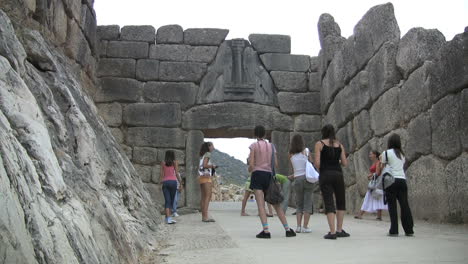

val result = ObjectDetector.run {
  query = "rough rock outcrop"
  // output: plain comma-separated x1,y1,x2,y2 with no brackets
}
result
0,9,162,264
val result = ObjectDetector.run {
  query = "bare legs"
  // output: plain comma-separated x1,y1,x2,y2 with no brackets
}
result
296,212,311,228
254,189,290,232
241,191,252,216
200,182,212,220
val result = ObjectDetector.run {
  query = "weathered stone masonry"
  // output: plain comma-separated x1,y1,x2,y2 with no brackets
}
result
318,4,468,223
95,3,467,224
95,24,323,209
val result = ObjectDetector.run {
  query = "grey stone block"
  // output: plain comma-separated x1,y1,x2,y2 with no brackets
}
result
188,46,218,63
271,131,291,175
406,113,431,162
370,86,400,136
323,100,342,129
127,127,186,148
399,61,433,122
133,147,159,165
149,44,190,61
123,103,181,127
353,143,372,196
431,94,462,160
97,25,120,40
182,102,293,131
110,128,124,144
396,27,445,79
97,103,122,127
321,35,346,67
184,28,229,46
367,41,401,101
63,0,82,22
80,4,97,54
342,154,356,187
310,56,319,72
120,144,133,159
270,71,308,92
336,122,355,153
98,40,107,57
121,25,155,42
352,110,372,149
277,92,321,114
462,89,468,151
445,153,468,223
294,115,322,132
150,165,162,184
289,132,321,153
158,149,185,165
136,59,159,81
156,24,184,44
260,53,310,72
95,77,142,103
134,164,152,183
159,61,207,82
248,34,291,54
353,3,400,70
432,34,468,102
321,50,345,113
185,130,204,208
318,13,342,48
197,41,276,106
107,41,149,59
339,71,371,126
97,58,135,78
407,155,448,222
143,82,198,110
65,19,91,68
345,184,361,214
308,72,321,92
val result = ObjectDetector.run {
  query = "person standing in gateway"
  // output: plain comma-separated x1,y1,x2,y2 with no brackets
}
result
314,124,350,239
248,125,295,239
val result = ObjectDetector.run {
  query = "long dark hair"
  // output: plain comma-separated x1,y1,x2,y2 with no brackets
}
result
165,150,175,166
289,134,305,154
254,125,266,138
321,124,336,145
387,134,404,160
199,142,212,157
371,150,381,158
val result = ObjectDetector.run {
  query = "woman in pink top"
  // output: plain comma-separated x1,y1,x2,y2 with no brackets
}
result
248,125,296,239
160,150,183,224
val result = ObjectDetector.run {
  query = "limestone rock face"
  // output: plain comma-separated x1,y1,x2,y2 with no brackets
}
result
0,11,161,264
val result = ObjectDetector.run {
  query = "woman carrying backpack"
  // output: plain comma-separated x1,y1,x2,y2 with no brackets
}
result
381,134,414,237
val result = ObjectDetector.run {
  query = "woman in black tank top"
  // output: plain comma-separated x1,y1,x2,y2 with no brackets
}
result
314,124,349,239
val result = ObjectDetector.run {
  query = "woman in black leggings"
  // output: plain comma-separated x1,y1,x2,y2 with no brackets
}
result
314,124,349,239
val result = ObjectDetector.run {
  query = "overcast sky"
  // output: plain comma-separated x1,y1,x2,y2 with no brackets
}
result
95,0,467,55
94,0,467,162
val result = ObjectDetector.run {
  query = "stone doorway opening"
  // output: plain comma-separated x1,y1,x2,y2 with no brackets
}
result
204,137,255,202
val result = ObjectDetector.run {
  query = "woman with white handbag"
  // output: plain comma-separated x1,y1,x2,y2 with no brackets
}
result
289,134,314,233
355,150,387,220
380,134,414,237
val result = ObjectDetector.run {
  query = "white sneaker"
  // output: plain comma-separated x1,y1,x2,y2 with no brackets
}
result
172,212,180,217
302,227,312,233
295,226,302,233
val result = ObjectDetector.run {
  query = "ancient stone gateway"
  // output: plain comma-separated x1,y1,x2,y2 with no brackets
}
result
95,3,468,223
96,27,323,209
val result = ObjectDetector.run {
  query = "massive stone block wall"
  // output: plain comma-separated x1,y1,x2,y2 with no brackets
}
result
95,25,323,208
318,3,468,223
